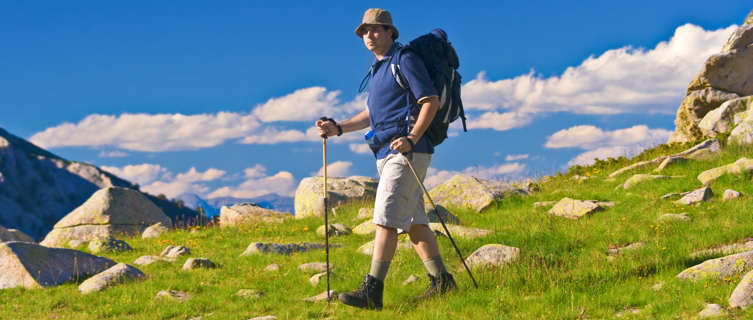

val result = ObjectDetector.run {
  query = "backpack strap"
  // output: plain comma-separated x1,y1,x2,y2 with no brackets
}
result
390,46,409,91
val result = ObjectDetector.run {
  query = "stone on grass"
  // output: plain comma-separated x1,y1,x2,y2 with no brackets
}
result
182,258,217,270
352,220,376,235
88,236,132,254
729,269,753,309
658,213,691,222
674,187,713,205
309,272,336,286
428,174,528,212
134,255,162,266
723,189,742,201
607,242,645,256
236,289,265,300
698,158,753,185
403,274,419,285
295,176,378,218
426,205,462,225
241,242,337,256
548,198,602,219
303,290,336,302
465,244,520,269
142,222,169,239
160,245,191,261
621,174,682,190
263,263,280,272
0,241,116,289
615,308,641,317
652,282,665,291
155,289,191,303
298,262,331,274
429,223,490,239
661,192,689,200
316,223,351,238
699,303,725,318
608,157,667,178
78,263,146,294
220,203,290,226
677,251,753,281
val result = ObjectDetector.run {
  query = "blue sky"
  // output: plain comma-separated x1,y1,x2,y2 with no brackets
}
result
1,1,750,201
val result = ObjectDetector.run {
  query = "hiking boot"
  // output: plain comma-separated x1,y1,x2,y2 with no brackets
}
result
415,272,456,300
338,274,384,310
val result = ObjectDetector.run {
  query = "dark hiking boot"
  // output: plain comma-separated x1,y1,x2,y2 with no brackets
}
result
338,274,384,310
415,272,456,301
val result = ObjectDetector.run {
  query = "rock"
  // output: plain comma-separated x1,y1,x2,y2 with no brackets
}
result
0,226,34,243
660,192,689,200
303,290,336,302
88,236,132,254
674,139,722,159
677,251,753,281
723,189,743,201
357,239,411,255
352,220,377,235
356,208,373,220
294,176,378,219
429,223,491,239
263,264,280,272
78,263,146,294
654,156,688,172
729,269,753,309
465,244,520,269
691,239,753,258
219,203,290,226
607,242,645,256
658,213,691,222
236,289,265,300
670,88,740,143
298,262,331,274
608,157,667,178
699,303,725,318
134,255,162,266
674,187,713,205
160,245,191,261
588,200,616,208
40,187,172,248
548,198,602,219
620,174,682,190
309,272,335,286
142,222,169,239
533,201,556,209
698,158,753,185
428,174,528,212
615,308,641,318
730,119,753,145
0,241,116,289
241,242,337,256
746,10,753,25
182,258,217,270
316,223,351,238
426,205,462,225
403,274,419,285
155,289,191,303
699,97,753,137
651,282,665,291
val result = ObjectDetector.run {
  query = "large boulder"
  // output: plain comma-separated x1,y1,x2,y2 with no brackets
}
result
698,97,753,137
78,263,146,294
677,251,753,281
294,176,378,219
40,187,172,248
669,19,753,143
219,203,290,227
730,269,753,309
0,241,116,289
428,174,527,212
698,158,753,185
0,226,34,243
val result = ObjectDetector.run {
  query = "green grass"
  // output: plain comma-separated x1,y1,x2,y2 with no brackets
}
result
3,142,753,319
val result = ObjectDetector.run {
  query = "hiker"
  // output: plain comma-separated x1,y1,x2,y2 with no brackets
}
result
314,8,456,310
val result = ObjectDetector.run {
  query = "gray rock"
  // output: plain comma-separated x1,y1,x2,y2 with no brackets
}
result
428,174,528,212
88,236,132,254
220,203,290,227
698,158,753,185
142,222,169,239
298,262,331,274
240,242,338,256
699,303,725,318
607,242,645,256
294,176,378,219
465,244,520,269
78,263,145,294
699,98,753,136
723,189,743,201
608,157,667,178
548,198,602,219
0,241,116,289
263,263,280,272
236,289,265,300
352,220,376,235
669,88,740,143
309,272,336,286
674,139,722,159
659,213,691,222
303,290,336,302
40,187,172,248
182,258,217,270
134,255,162,266
729,269,753,309
403,274,419,285
0,226,34,243
677,251,753,281
316,223,351,238
155,289,191,303
654,156,688,172
675,187,713,205
160,245,191,261
660,192,690,200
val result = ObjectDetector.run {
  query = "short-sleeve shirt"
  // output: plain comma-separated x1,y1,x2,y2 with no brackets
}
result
367,43,438,160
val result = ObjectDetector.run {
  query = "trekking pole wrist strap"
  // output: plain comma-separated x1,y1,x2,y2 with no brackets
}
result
319,117,342,136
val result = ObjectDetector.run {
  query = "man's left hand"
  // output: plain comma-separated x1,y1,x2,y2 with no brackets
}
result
389,136,414,153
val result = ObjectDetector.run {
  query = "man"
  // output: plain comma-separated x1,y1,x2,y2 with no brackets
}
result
315,8,456,310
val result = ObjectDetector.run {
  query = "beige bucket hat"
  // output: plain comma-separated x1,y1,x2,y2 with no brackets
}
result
355,8,399,39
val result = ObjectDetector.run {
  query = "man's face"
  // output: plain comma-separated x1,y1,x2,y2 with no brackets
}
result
361,25,393,55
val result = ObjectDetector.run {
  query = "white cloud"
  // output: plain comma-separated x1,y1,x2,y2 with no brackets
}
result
349,143,372,155
206,171,297,199
315,161,353,177
505,154,529,161
462,24,737,131
545,125,672,150
101,163,168,185
252,87,365,122
244,164,267,178
102,164,227,198
567,146,644,167
424,163,527,189
98,150,129,158
175,167,226,182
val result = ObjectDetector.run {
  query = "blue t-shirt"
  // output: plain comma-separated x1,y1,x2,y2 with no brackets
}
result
367,43,438,159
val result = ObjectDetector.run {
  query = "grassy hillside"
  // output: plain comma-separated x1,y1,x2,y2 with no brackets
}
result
2,141,753,319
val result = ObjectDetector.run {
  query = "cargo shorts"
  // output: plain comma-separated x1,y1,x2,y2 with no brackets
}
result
373,152,432,233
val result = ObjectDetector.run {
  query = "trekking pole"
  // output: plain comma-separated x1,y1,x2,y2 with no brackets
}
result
402,153,479,289
320,117,333,304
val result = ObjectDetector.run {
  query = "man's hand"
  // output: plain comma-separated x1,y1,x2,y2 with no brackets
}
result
315,118,338,138
390,136,415,154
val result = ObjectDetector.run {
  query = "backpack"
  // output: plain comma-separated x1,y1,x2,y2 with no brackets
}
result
391,28,467,147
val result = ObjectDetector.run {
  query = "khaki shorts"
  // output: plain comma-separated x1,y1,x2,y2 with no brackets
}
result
373,152,432,233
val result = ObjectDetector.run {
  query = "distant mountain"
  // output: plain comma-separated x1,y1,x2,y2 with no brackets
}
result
175,193,294,217
0,127,203,240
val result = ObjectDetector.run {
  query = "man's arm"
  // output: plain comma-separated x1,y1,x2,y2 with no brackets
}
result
389,96,439,153
315,108,370,137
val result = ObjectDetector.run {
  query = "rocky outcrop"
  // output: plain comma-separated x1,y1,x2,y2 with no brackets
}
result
698,158,753,185
40,187,172,248
428,174,527,212
0,226,33,243
219,203,290,226
670,18,753,143
78,263,145,294
294,176,378,219
0,241,116,289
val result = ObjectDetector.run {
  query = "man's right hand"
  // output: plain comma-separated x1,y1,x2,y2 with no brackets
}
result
315,119,337,138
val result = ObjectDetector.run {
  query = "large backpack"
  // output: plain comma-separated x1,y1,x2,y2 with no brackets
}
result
392,28,467,147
